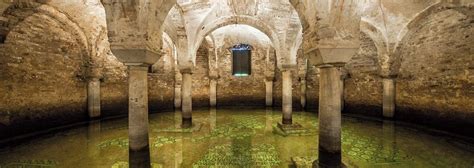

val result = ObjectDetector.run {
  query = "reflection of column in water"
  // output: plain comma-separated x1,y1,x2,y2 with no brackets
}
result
129,147,151,168
265,107,273,133
174,135,183,168
382,120,396,160
87,121,101,164
174,110,182,129
210,108,217,131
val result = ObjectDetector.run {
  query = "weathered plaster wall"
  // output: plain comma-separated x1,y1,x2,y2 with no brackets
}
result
395,7,474,136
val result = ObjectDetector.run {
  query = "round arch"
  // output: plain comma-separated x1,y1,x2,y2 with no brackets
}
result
392,2,465,75
192,15,282,66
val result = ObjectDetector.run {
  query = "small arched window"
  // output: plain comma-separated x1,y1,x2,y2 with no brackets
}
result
232,44,252,77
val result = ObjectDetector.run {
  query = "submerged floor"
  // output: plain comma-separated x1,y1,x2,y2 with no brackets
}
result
0,108,473,167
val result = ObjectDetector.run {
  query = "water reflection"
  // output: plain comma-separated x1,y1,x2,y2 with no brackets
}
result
0,109,473,168
129,147,151,168
317,148,342,168
382,120,396,163
87,121,101,166
210,108,217,131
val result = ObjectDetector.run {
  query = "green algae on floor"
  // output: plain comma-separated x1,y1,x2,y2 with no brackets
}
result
0,108,473,167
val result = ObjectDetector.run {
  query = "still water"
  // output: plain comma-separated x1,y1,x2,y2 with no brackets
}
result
0,108,473,167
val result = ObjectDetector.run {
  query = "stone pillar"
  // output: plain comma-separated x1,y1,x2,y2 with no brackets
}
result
340,77,345,111
340,69,348,111
209,77,217,107
300,78,307,110
174,86,181,109
282,70,293,125
87,78,101,118
174,72,182,109
128,65,150,152
110,48,163,168
317,64,343,168
383,78,396,118
265,77,274,107
181,69,193,128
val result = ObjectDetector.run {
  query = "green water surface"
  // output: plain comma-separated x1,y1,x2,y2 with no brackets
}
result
0,108,473,168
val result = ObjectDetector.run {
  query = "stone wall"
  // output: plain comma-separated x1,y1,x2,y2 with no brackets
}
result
0,12,88,139
395,7,474,136
149,53,176,112
216,46,267,106
192,44,211,108
305,65,320,110
343,33,383,117
100,54,128,116
0,7,177,139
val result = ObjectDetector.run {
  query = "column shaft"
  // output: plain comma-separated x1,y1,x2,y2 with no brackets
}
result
282,70,292,125
210,79,217,107
318,66,342,167
181,73,192,128
265,80,273,106
128,66,150,151
383,78,396,118
300,79,307,110
87,78,101,118
174,86,182,108
340,78,345,111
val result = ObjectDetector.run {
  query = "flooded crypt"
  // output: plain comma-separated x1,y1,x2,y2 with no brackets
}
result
0,0,473,167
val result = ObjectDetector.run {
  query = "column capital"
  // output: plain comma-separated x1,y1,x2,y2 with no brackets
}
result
280,64,297,72
265,76,275,82
380,74,398,79
111,48,165,66
128,65,149,71
179,66,194,74
209,75,219,80
299,77,307,83
316,63,346,69
307,48,358,67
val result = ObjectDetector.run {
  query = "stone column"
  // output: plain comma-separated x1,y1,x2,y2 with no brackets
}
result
300,78,307,110
174,86,182,109
265,77,274,107
87,78,101,118
282,70,293,125
110,48,162,168
340,77,345,111
340,69,348,111
174,72,182,109
181,69,193,128
383,78,396,118
317,64,343,167
128,65,150,152
209,77,217,107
